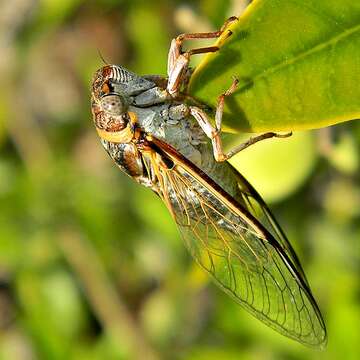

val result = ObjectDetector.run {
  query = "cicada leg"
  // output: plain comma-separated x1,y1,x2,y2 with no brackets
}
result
166,16,238,96
189,79,292,162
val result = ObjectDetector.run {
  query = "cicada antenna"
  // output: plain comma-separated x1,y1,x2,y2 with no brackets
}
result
97,49,109,65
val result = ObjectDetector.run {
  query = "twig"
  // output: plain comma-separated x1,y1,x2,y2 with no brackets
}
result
58,228,159,360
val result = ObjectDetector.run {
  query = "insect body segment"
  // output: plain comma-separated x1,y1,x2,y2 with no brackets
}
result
91,18,327,348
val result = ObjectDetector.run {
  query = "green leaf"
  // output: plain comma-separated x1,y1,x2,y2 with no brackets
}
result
188,0,360,133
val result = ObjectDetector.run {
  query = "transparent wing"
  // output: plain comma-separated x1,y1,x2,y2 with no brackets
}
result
150,138,326,348
229,167,310,285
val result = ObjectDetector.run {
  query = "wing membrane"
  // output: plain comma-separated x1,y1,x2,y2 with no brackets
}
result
150,137,326,348
230,167,309,285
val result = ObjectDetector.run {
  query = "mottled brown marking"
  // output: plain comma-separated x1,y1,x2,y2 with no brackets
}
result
123,144,143,177
102,65,113,79
101,83,110,94
91,96,128,132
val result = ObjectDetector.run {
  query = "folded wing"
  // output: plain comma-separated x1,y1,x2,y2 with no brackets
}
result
150,137,326,348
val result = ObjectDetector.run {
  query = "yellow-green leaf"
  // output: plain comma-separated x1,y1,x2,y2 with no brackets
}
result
188,0,360,133
227,132,317,203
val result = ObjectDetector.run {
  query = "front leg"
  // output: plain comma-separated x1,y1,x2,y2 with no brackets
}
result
166,16,238,96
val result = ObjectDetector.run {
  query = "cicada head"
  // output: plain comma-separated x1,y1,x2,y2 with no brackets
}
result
91,65,152,143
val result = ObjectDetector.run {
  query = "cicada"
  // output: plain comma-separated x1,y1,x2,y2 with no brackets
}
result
91,17,326,348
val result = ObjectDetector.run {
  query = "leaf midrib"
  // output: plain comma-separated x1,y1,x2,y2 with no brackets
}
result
237,22,360,91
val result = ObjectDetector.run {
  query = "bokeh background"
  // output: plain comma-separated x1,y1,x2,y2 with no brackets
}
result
0,0,359,359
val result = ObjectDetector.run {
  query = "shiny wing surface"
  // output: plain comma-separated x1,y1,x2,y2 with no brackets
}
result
150,138,326,348
230,167,309,285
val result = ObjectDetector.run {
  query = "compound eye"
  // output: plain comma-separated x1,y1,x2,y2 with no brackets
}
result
100,94,124,115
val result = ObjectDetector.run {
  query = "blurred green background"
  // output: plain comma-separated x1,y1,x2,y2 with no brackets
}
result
0,0,359,359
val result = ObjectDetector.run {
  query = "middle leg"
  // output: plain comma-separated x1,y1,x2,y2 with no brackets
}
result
189,79,292,162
